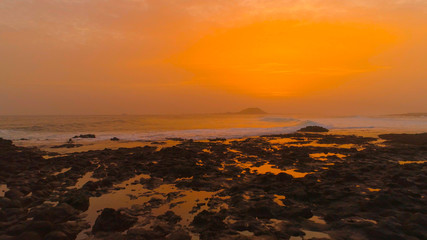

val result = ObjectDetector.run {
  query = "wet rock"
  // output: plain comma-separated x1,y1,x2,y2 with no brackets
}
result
1,131,427,240
125,228,165,240
276,172,293,182
26,220,54,236
364,226,407,240
6,222,29,236
298,126,329,133
59,220,90,239
248,206,274,219
0,198,16,208
92,208,137,233
192,210,227,231
62,190,90,211
44,231,68,240
33,204,79,223
51,143,83,149
152,222,174,236
4,189,24,199
288,207,313,219
15,231,42,240
157,211,182,224
285,227,305,237
166,229,191,240
379,133,427,145
73,134,96,139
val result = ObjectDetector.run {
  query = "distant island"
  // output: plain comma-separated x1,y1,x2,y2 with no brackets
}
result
386,113,427,117
236,108,267,114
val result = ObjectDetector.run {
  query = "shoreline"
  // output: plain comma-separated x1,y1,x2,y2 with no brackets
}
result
0,131,426,239
8,127,426,156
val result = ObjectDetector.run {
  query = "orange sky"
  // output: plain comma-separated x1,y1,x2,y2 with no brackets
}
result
0,0,426,115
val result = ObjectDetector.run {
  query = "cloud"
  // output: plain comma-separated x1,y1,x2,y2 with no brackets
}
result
0,0,426,114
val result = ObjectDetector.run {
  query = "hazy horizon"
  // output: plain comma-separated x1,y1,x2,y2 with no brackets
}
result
1,0,426,115
1,110,426,119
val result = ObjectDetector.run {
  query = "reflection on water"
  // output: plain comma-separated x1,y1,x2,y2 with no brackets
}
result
269,138,308,145
309,215,326,225
343,217,378,225
52,167,71,176
273,194,286,206
269,218,331,240
367,188,381,192
28,140,180,155
0,184,8,197
399,160,427,165
247,163,285,175
77,174,221,240
237,230,255,237
235,159,312,178
69,172,98,189
151,186,221,225
289,230,331,240
268,137,365,150
303,230,331,239
284,169,312,178
309,153,347,161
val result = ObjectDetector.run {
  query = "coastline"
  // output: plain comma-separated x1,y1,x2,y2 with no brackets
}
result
0,131,426,239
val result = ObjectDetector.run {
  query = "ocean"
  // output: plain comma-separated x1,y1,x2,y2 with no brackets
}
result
0,114,426,149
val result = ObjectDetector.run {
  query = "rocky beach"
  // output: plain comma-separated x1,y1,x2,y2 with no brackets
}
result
0,129,426,240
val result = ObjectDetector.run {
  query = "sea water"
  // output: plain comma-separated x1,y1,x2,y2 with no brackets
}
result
0,114,426,149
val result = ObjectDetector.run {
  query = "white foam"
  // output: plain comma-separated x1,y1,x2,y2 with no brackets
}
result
1,115,426,146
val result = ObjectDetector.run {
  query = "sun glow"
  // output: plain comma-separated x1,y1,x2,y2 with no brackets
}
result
172,20,397,97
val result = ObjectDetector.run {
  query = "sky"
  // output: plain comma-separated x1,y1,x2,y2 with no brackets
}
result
0,0,426,115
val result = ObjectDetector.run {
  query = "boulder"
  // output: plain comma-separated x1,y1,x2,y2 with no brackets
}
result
26,220,54,236
5,189,24,199
62,190,90,211
33,204,79,223
15,231,42,240
166,229,191,240
92,208,137,233
44,231,68,240
297,126,329,133
73,134,96,139
157,211,182,224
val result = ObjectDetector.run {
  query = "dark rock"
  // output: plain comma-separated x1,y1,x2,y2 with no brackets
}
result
15,231,42,240
51,144,83,149
152,222,174,236
7,222,29,236
0,198,14,208
126,228,165,240
26,220,54,236
297,126,329,133
379,133,427,145
5,189,24,199
166,229,191,240
92,208,137,233
110,137,120,141
157,211,182,224
364,226,406,240
248,205,274,219
62,190,90,211
44,231,68,240
191,210,226,231
72,134,96,139
33,204,79,223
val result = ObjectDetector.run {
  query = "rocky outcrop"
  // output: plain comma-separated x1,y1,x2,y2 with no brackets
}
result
92,208,137,233
297,126,329,132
